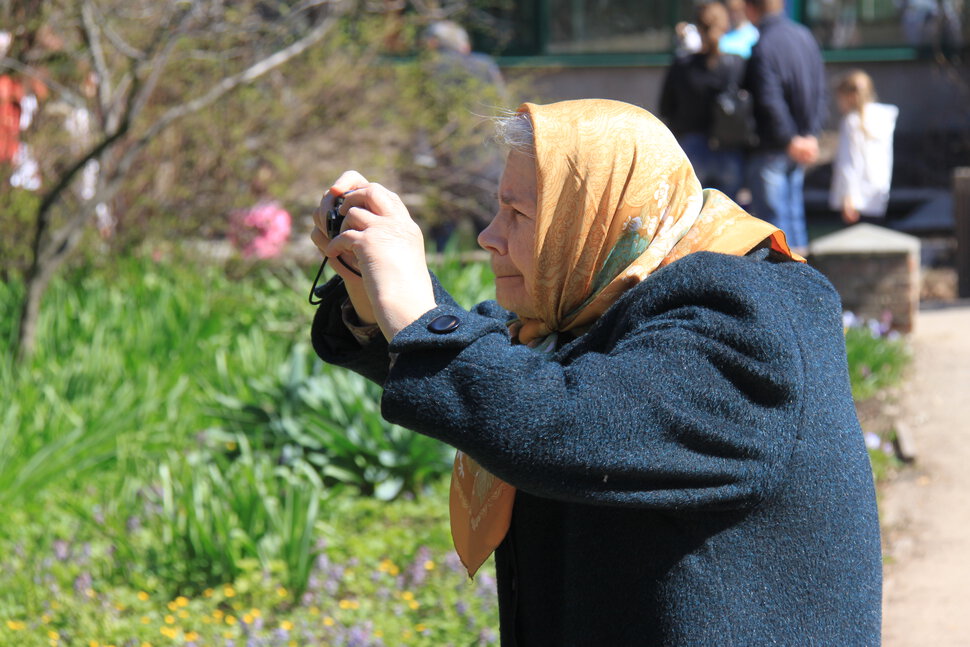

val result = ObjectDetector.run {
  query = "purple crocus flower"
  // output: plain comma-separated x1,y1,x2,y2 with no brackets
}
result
864,432,881,450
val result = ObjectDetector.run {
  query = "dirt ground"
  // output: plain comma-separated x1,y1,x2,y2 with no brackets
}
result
879,300,970,647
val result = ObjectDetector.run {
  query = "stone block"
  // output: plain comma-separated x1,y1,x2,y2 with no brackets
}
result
808,224,921,333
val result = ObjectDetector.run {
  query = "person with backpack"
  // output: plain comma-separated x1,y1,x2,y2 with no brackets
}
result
660,1,748,201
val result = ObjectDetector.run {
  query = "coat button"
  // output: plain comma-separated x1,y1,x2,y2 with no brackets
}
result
427,314,460,334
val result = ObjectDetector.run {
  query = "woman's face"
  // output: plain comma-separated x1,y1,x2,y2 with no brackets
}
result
478,150,539,318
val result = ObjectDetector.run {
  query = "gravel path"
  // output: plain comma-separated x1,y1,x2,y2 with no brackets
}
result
880,304,970,647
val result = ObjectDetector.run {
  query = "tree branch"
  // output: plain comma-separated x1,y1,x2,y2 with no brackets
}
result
118,14,338,174
80,0,113,111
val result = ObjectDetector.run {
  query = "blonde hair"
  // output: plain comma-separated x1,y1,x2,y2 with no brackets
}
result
836,69,878,137
836,69,877,111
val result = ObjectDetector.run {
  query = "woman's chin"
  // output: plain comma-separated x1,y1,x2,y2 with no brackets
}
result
495,289,537,319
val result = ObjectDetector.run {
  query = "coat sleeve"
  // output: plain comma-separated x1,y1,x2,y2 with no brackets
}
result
380,253,811,514
310,272,511,385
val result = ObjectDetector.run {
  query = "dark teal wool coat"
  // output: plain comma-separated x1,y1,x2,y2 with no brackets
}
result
311,249,883,647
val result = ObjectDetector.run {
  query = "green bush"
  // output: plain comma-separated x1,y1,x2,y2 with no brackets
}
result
104,439,327,598
207,342,453,500
0,186,40,281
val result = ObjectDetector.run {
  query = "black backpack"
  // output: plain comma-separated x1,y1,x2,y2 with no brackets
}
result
708,56,759,151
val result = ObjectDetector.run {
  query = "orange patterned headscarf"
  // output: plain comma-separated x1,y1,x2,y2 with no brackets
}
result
450,99,802,577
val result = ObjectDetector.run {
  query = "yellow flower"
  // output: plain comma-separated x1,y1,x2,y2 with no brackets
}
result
140,616,150,625
178,610,190,619
223,631,234,639
408,600,420,610
138,591,150,601
373,630,384,638
338,599,353,610
5,621,26,630
167,602,178,612
323,616,335,627
242,614,254,624
289,642,297,647
48,631,60,640
309,606,320,616
159,626,178,639
276,587,288,598
184,631,199,641
415,624,427,632
223,585,236,598
225,441,238,451
401,591,415,601
41,614,51,624
249,608,261,619
203,588,214,598
114,602,126,611
85,588,96,598
165,614,176,624
402,630,413,639
212,609,224,620
424,560,436,571
51,601,61,611
141,643,153,647
280,620,294,631
175,596,189,608
225,615,237,626
88,641,99,647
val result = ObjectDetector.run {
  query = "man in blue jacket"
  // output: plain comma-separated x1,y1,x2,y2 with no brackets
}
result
743,0,827,253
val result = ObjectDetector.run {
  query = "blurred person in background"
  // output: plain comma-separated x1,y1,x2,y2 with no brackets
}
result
660,1,747,200
308,98,882,646
719,0,760,58
673,20,703,58
422,20,505,93
742,0,827,254
415,19,507,252
829,69,898,224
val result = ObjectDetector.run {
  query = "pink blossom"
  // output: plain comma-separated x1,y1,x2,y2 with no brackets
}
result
230,200,291,259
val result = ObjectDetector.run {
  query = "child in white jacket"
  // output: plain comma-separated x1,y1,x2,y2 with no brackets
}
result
829,70,898,224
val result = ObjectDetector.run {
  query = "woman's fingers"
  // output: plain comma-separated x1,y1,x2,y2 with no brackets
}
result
310,226,328,252
318,170,371,225
338,183,408,223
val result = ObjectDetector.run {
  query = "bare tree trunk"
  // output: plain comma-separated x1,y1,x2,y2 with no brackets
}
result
15,197,93,363
16,247,63,365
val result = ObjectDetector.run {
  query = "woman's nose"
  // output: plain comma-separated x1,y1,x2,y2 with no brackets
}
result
477,215,507,255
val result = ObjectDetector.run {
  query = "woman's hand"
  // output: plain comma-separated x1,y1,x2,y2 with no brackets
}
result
841,196,860,224
312,172,377,326
313,171,437,341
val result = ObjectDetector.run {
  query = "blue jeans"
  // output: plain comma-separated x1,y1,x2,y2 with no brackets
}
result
747,152,808,250
679,134,745,201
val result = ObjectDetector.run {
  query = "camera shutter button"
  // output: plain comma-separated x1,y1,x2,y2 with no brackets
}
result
428,315,460,334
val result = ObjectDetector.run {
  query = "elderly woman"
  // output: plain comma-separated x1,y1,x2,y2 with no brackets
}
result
310,99,881,646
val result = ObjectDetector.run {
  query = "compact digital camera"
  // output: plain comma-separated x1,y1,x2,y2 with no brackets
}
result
326,196,345,239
